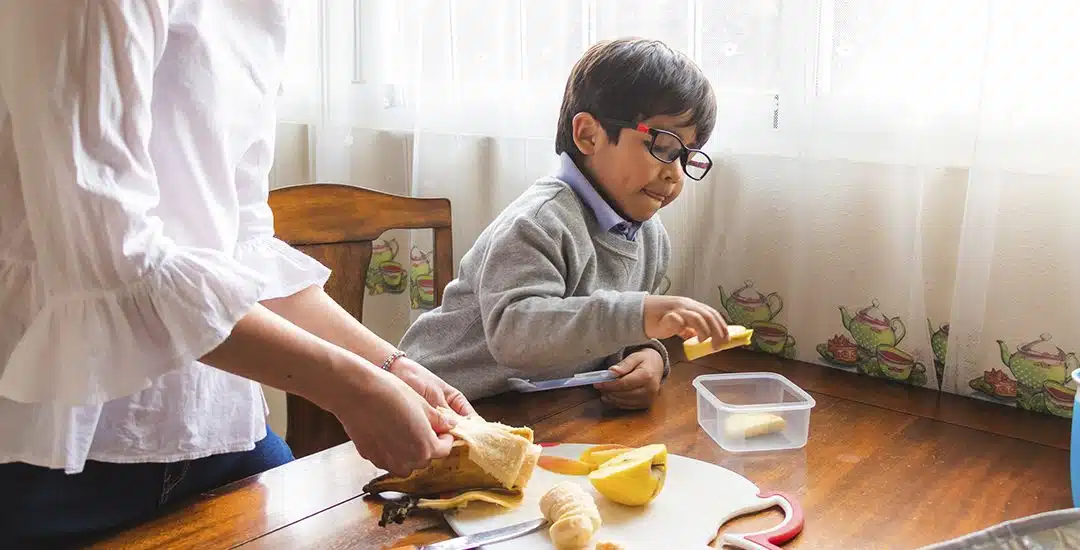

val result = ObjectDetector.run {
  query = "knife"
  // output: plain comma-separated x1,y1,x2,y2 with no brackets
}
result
418,518,547,550
507,369,618,393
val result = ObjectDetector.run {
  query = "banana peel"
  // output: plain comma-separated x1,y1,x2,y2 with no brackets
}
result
365,409,542,525
364,440,508,496
379,488,524,526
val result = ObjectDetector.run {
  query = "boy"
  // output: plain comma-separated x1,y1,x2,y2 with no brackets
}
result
399,38,728,409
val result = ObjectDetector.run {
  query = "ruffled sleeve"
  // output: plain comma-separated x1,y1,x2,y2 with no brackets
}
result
231,71,331,298
0,0,267,405
235,237,331,301
0,250,268,406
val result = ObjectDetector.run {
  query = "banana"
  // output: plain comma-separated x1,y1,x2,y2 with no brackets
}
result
364,441,509,495
379,488,524,526
366,410,542,526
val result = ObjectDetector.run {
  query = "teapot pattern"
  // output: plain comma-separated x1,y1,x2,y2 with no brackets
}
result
409,246,436,311
814,299,928,388
717,281,796,359
366,238,407,296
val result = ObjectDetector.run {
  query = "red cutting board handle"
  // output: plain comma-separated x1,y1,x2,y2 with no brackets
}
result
720,490,804,550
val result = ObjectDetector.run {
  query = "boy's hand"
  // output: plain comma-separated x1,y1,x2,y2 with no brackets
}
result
643,295,729,342
593,348,665,410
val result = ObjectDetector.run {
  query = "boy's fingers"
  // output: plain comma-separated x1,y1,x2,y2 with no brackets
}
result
608,355,641,376
595,362,650,392
702,306,728,341
682,310,710,340
660,311,685,338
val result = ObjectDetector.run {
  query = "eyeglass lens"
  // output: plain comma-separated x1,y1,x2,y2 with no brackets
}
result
649,131,711,180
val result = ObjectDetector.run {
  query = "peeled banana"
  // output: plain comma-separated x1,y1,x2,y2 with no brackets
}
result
364,441,509,496
366,409,542,526
540,482,602,549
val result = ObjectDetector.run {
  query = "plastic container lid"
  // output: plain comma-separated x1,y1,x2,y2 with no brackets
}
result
692,372,817,412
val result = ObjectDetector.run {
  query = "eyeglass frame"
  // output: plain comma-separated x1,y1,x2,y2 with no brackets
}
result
592,116,713,181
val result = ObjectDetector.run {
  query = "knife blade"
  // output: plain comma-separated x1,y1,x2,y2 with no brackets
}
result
418,518,547,550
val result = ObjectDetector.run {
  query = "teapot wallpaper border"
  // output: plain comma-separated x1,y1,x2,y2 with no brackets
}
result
713,281,1078,419
365,236,437,312
815,299,929,388
718,281,796,359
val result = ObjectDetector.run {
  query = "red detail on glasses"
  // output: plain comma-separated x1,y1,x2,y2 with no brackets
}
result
635,123,650,133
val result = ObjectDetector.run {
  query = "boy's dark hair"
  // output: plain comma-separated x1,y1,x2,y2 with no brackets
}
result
555,38,716,159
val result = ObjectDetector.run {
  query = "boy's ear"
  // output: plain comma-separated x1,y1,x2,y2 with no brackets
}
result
571,112,606,156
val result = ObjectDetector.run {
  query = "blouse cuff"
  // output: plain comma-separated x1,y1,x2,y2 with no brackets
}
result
234,237,331,300
0,248,269,406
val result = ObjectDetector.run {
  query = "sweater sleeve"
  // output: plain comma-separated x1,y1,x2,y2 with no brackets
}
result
0,0,267,405
476,217,652,370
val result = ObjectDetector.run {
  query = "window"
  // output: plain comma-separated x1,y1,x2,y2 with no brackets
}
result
279,0,1080,169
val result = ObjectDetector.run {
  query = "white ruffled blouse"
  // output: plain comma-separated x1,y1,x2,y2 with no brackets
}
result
0,0,330,473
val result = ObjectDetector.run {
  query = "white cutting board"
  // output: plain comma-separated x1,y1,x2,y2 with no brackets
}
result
444,443,800,549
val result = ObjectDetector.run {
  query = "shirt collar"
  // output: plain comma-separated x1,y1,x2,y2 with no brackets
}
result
554,153,640,241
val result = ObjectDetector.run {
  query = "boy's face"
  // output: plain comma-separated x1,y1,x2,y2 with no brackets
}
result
572,112,696,223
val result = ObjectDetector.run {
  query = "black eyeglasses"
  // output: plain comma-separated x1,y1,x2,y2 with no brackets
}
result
596,117,713,180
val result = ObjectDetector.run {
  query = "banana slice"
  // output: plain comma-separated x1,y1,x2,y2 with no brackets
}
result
540,482,602,549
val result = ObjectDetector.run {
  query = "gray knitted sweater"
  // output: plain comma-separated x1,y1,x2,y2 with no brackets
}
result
399,178,671,400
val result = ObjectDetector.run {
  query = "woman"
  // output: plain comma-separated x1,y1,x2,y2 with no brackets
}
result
0,1,472,546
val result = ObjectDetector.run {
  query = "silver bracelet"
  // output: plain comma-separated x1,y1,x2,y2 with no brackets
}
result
381,350,407,371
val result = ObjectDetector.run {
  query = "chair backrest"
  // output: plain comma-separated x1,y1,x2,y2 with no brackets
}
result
268,183,454,458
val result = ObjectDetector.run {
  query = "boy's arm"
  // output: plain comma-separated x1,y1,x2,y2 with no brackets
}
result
637,219,674,380
477,217,650,370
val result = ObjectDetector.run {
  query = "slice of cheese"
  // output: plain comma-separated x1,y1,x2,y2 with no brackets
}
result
683,325,753,361
724,412,786,439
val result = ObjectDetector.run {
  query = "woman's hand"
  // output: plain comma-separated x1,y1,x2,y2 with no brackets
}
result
390,357,476,417
329,366,458,477
200,304,458,477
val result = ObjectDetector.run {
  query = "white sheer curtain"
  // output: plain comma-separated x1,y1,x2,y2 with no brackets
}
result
276,0,1080,418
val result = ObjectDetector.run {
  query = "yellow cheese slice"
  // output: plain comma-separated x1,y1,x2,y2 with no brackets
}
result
724,412,786,439
683,325,753,361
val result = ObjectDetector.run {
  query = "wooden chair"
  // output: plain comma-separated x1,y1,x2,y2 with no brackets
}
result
268,183,454,458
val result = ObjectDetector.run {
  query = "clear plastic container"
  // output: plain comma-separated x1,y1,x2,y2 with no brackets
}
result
692,372,816,453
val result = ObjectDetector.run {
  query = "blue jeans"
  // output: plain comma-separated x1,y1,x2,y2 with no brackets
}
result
0,429,294,549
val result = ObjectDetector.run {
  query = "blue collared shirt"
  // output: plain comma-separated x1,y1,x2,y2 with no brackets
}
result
554,153,640,241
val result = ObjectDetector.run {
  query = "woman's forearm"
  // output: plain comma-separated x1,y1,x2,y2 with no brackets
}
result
261,285,400,365
199,302,378,410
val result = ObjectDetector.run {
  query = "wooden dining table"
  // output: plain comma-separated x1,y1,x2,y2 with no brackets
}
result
89,346,1073,549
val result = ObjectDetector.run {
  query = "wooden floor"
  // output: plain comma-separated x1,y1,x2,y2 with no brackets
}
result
89,344,1074,549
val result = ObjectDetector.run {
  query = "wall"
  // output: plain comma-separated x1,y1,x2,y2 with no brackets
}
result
263,121,1080,435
